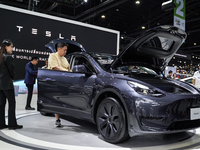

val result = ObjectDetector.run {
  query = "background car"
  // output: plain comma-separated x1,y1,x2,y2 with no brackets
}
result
37,26,200,143
180,77,193,85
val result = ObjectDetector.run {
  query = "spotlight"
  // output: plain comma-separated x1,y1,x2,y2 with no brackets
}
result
142,26,145,29
135,1,140,4
101,15,105,18
84,0,87,2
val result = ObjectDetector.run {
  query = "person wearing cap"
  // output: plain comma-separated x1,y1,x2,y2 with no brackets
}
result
193,65,200,89
48,42,71,127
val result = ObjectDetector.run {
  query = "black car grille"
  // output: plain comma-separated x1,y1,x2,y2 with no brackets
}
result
165,97,200,121
139,97,200,131
167,120,200,130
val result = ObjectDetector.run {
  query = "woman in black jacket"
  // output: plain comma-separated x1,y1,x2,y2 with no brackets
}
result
0,39,23,130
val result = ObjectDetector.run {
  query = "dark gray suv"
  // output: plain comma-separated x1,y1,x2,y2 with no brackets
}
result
37,26,200,143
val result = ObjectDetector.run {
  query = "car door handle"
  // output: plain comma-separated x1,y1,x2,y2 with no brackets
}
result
44,78,53,81
41,76,55,81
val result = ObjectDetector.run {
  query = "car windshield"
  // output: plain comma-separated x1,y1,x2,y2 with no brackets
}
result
90,53,157,76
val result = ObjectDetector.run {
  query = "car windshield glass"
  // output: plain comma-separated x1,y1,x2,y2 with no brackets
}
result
89,53,116,70
90,53,157,76
142,36,174,51
112,66,158,76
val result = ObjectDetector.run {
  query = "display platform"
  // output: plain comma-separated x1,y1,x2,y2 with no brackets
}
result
1,112,200,150
1,94,200,150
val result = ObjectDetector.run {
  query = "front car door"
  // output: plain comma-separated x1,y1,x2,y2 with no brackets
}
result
38,54,96,120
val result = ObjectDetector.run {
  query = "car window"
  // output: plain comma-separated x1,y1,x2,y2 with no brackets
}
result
65,55,71,62
113,65,157,75
186,79,193,84
90,53,157,76
73,56,95,73
89,53,116,70
142,36,174,51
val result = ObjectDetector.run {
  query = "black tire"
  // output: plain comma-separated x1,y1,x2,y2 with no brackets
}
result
40,112,53,116
96,97,130,143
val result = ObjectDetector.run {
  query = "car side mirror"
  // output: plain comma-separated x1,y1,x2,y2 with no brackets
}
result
72,65,93,76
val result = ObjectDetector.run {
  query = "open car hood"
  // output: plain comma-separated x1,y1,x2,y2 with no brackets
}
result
45,39,86,54
110,26,187,74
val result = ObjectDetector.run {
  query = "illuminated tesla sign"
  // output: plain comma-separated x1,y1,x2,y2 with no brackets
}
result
16,26,76,40
0,4,119,80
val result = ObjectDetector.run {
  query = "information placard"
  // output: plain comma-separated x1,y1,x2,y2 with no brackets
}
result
174,0,186,31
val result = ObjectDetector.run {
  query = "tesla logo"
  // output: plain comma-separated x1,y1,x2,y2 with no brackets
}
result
59,33,64,39
32,28,37,35
16,26,76,41
17,26,23,32
46,31,51,37
71,35,76,41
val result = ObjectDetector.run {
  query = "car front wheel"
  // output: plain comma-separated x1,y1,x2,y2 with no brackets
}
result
96,97,129,143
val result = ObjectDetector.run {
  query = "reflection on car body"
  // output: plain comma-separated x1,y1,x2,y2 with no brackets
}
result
37,26,200,143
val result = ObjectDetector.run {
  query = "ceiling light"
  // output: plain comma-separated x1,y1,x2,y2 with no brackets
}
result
194,43,196,45
101,15,105,18
116,9,119,11
84,0,88,2
142,26,145,29
135,1,140,4
121,36,124,39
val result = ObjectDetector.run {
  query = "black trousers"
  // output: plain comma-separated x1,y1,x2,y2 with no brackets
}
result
0,89,17,127
26,84,34,108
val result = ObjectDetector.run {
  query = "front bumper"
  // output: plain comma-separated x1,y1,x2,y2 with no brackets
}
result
135,96,200,132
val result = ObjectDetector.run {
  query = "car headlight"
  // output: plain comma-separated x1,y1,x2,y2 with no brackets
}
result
127,81,165,97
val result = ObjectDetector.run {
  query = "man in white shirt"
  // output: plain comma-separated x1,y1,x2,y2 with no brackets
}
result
193,66,200,89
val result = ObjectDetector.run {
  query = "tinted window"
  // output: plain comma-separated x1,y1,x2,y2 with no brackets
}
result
90,53,157,76
90,53,116,70
73,56,95,72
142,36,174,51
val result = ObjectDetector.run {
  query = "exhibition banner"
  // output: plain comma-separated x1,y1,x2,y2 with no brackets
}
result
174,0,186,31
0,4,119,80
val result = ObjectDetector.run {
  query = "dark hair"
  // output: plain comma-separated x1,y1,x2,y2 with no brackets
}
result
0,39,13,69
56,42,68,51
31,56,38,61
168,70,172,74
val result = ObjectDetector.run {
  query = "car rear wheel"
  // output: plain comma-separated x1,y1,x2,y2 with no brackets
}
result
96,97,129,143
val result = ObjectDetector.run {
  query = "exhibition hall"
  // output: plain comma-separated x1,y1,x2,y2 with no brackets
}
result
0,0,200,150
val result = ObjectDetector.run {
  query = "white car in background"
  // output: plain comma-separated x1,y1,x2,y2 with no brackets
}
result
180,77,193,85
